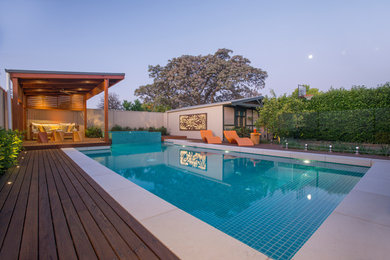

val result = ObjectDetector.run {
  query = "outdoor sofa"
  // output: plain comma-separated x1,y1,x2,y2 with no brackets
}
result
30,122,79,140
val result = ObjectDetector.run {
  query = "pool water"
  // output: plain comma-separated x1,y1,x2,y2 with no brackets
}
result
83,143,368,260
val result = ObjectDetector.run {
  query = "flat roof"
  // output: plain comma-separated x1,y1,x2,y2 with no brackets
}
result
5,69,125,77
167,95,264,113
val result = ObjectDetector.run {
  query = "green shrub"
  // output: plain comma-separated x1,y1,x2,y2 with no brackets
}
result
111,125,123,131
0,129,23,174
232,127,251,137
85,126,103,138
108,125,168,135
157,127,169,136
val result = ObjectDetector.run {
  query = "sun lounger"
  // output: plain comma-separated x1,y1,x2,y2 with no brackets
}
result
224,130,254,146
200,130,222,144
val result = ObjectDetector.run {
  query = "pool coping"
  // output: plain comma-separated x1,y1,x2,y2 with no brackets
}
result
63,140,390,259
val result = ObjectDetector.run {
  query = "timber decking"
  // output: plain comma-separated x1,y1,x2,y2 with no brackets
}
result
0,149,179,260
23,138,110,150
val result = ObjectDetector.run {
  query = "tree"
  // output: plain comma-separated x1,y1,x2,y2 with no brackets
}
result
135,48,268,109
122,99,144,111
98,93,123,110
291,84,321,98
256,85,320,138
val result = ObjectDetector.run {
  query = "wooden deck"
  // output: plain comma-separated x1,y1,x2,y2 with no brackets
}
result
0,149,178,260
23,138,110,150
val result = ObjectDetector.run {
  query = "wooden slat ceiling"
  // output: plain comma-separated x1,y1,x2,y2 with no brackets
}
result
19,78,121,98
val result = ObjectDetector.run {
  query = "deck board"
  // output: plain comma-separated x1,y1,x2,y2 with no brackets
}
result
43,149,78,259
0,150,34,259
38,150,58,259
0,149,178,260
20,150,39,259
55,149,159,260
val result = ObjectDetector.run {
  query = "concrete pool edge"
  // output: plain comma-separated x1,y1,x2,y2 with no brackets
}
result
61,147,268,260
165,139,390,259
164,139,386,167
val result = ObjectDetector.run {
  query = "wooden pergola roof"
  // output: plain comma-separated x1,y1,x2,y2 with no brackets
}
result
6,69,125,142
6,69,125,100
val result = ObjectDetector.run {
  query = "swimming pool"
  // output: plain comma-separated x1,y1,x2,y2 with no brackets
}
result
83,143,368,260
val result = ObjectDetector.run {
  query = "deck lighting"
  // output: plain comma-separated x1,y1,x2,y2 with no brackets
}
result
303,160,310,164
355,147,359,155
305,144,308,151
182,145,186,147
7,182,12,185
225,150,230,153
307,194,312,200
17,165,20,168
329,145,332,153
286,143,288,149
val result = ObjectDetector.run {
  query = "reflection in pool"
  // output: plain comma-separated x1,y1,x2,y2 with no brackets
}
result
179,150,207,171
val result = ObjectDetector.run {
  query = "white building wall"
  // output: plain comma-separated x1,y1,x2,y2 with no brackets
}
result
166,105,223,139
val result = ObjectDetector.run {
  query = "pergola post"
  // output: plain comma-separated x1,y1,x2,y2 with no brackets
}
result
104,79,109,143
11,77,20,130
83,94,87,137
6,72,12,130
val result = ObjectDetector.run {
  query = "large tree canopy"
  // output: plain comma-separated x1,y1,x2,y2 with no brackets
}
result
135,49,268,109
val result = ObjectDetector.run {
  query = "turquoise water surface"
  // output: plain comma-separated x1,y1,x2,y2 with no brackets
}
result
83,143,368,260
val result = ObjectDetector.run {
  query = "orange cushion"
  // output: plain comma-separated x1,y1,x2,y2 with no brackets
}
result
67,123,75,132
38,125,45,132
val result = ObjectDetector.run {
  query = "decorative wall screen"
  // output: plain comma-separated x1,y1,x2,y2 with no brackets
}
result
179,150,207,171
179,113,207,131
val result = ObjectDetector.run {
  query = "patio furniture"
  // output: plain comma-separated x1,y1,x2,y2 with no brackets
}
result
73,131,83,142
30,122,78,140
200,130,222,144
53,130,64,142
37,132,48,143
224,130,254,146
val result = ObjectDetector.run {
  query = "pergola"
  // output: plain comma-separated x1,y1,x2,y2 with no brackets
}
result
5,69,125,142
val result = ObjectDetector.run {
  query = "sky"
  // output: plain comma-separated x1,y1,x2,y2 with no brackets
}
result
0,0,389,108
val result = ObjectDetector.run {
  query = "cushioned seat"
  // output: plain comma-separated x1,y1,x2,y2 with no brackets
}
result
30,122,78,140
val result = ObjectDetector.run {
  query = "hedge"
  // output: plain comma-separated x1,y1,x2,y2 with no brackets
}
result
277,108,390,143
257,84,390,144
